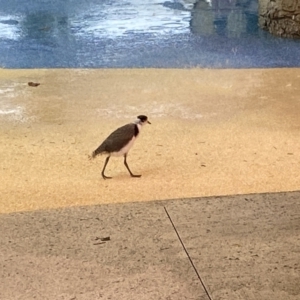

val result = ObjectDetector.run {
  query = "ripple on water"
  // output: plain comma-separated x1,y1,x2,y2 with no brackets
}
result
72,0,191,38
0,14,21,40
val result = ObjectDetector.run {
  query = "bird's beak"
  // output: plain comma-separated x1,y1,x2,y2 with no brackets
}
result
147,120,151,124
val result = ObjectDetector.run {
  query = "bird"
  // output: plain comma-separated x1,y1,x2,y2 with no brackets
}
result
90,115,151,179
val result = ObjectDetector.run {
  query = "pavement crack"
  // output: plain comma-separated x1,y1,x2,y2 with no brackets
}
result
163,206,213,300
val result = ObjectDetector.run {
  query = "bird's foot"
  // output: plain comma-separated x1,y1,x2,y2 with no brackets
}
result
130,174,141,178
102,174,112,180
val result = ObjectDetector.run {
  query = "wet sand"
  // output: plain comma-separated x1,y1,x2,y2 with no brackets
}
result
1,68,300,213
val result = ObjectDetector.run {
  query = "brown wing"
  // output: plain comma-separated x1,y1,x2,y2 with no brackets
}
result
92,123,137,157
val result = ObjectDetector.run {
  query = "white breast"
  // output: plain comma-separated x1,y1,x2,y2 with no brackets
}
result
111,136,136,157
111,123,142,157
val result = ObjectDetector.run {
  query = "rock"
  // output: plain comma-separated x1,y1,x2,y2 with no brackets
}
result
259,0,300,39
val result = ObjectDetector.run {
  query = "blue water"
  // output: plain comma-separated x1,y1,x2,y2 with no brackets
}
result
0,0,299,68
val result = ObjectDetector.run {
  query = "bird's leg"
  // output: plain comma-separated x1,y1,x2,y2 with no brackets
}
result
102,156,112,179
124,154,141,178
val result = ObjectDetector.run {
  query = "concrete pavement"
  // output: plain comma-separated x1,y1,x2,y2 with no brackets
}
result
1,191,299,300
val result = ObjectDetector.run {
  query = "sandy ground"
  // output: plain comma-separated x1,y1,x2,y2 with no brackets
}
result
1,68,300,214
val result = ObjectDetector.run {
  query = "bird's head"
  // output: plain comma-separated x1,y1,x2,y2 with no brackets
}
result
135,115,151,125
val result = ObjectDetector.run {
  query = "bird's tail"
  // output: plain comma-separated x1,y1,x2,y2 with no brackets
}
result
89,144,104,159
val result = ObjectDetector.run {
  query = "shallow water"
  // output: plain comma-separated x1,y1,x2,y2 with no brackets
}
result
0,0,300,68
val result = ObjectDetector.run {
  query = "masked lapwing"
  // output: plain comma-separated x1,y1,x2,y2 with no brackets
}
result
91,115,151,179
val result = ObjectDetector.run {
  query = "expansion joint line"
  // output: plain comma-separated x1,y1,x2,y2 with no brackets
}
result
163,206,213,300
